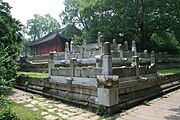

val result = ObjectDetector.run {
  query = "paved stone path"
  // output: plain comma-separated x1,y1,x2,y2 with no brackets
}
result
6,88,180,120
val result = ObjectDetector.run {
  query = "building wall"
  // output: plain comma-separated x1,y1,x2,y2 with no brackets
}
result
36,40,63,55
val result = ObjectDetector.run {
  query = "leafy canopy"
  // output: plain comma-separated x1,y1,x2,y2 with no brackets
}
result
25,14,61,41
60,0,180,52
0,1,22,93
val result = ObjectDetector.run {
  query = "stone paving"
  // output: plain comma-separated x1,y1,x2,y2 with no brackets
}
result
6,88,180,120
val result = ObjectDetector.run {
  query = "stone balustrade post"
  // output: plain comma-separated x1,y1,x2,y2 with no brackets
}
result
150,51,156,66
124,41,128,51
70,41,74,52
143,50,148,61
79,46,84,59
48,52,55,78
70,58,77,77
132,56,139,76
95,55,103,68
65,42,69,61
117,44,123,59
112,39,117,52
102,42,112,76
132,41,137,56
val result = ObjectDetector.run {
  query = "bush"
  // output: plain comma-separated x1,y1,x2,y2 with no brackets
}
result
0,96,17,120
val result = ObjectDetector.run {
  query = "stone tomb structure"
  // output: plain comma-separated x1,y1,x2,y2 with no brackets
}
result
16,34,180,114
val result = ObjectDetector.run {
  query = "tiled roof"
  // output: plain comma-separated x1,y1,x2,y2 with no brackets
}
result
27,28,67,47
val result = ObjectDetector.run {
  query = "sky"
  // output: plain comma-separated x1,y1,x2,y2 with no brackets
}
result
3,0,65,25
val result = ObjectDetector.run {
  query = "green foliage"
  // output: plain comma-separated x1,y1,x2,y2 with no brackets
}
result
17,72,48,78
0,96,17,120
61,0,180,52
26,14,61,40
96,105,107,116
11,101,43,120
150,32,180,54
158,68,180,75
0,1,22,93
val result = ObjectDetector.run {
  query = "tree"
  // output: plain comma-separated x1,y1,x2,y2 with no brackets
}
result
26,14,60,41
0,1,22,91
60,0,180,52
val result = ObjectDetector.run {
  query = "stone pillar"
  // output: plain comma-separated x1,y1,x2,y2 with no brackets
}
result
102,42,112,76
124,41,128,51
98,31,102,44
65,42,69,61
97,75,119,107
48,52,55,77
150,51,156,66
132,41,137,56
112,39,117,52
132,56,139,76
95,55,102,68
83,40,87,52
97,32,103,53
70,58,77,77
79,46,84,59
149,51,157,74
117,44,123,59
143,50,148,60
70,41,74,52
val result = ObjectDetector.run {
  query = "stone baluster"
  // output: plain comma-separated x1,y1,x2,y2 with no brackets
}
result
48,52,55,77
70,41,74,52
79,46,84,59
70,58,77,77
150,51,156,66
95,55,102,68
83,40,87,52
112,39,118,52
132,56,139,76
102,42,112,75
143,50,148,61
117,44,123,59
65,42,69,61
124,41,128,51
132,41,137,56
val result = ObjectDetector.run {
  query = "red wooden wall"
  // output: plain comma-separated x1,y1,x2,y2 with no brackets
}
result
36,40,64,55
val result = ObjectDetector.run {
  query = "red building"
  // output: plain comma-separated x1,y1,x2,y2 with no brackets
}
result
27,26,81,55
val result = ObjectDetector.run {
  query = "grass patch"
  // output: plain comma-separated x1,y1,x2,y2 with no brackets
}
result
0,96,43,120
11,102,43,120
18,72,48,78
158,68,180,75
31,62,48,65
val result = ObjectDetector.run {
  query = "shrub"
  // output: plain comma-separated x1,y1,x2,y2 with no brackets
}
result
0,96,17,120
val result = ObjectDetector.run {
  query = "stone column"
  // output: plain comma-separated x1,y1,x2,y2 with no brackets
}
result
48,52,55,78
70,58,77,77
98,32,103,53
132,56,139,76
98,31,102,44
70,41,74,52
83,40,87,52
79,46,84,59
112,39,117,52
132,41,137,56
95,55,102,68
65,42,69,61
117,44,123,59
124,41,128,51
143,50,148,61
102,42,112,76
150,51,156,66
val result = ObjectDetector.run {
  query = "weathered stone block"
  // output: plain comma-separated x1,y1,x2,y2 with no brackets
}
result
98,88,118,107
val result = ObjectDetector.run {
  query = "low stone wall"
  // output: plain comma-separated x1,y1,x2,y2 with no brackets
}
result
19,63,48,72
15,75,98,108
15,73,180,115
